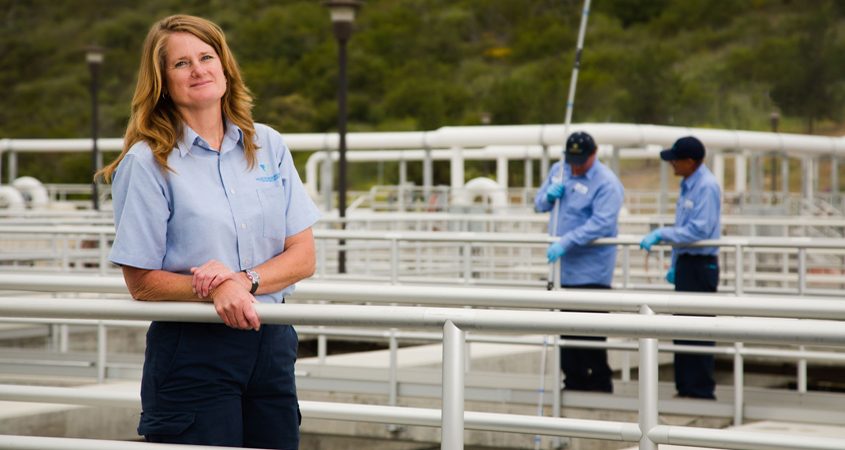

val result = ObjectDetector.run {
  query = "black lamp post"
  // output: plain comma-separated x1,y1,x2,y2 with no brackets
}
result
770,111,780,193
86,45,104,211
324,0,362,274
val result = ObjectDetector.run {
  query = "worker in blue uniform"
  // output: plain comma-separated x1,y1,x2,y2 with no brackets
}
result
535,131,624,392
101,15,320,448
640,135,721,399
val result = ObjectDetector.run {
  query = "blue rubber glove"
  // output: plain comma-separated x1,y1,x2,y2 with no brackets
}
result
546,242,565,263
640,230,662,251
665,267,676,284
545,183,565,203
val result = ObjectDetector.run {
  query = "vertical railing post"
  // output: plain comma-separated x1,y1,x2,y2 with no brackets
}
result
735,245,744,295
781,248,789,290
317,238,327,278
317,301,328,363
389,329,399,407
798,247,807,295
388,328,401,433
733,342,744,426
798,345,807,393
442,320,465,450
96,321,107,383
7,150,17,185
463,242,471,284
59,324,69,353
638,305,658,450
533,336,549,450
61,236,70,272
317,331,327,363
623,245,630,288
552,335,566,450
391,238,399,284
98,233,108,275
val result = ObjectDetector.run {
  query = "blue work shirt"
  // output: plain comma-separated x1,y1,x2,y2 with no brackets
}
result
534,160,624,286
109,121,320,303
656,163,721,265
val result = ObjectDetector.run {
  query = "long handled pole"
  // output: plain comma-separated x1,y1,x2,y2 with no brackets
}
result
543,2,592,448
547,0,592,290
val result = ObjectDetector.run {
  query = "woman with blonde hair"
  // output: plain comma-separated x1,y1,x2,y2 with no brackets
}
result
102,14,319,449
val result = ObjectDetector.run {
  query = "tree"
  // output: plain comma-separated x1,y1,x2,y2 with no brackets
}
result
758,3,845,132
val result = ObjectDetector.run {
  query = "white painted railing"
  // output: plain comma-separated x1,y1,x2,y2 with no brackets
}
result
4,123,845,216
2,274,845,426
3,224,845,294
0,295,844,449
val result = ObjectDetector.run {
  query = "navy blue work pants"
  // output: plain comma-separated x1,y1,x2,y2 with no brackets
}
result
138,321,300,449
674,254,719,399
560,284,613,393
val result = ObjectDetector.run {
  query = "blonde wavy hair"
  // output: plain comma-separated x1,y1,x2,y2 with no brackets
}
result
99,14,257,182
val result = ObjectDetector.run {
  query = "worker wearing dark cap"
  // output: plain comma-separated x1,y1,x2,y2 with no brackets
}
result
640,135,721,399
535,131,624,392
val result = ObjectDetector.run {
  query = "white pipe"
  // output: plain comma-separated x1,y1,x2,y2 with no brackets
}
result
441,320,465,449
649,424,845,450
6,271,845,320
0,385,642,441
4,124,845,156
450,145,464,190
714,151,726,189
303,144,640,195
2,298,845,346
733,342,744,426
0,186,25,210
451,177,508,211
0,435,233,450
8,123,845,198
496,155,508,188
12,176,49,209
638,305,658,450
735,151,748,194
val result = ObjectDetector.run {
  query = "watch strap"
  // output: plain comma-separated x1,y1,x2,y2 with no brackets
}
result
242,269,259,294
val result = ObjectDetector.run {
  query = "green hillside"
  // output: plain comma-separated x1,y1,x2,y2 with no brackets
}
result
3,0,845,184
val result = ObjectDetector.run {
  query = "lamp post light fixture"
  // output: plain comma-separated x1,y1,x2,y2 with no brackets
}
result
324,0,362,274
86,45,104,211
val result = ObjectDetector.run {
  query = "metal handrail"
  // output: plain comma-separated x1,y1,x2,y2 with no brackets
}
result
0,297,844,449
2,224,845,248
2,273,845,320
6,226,845,295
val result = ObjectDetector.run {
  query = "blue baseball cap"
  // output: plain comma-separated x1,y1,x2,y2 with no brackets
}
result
660,136,705,161
565,131,597,165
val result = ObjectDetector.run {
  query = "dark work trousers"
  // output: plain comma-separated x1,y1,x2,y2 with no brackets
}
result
138,321,300,449
674,254,719,399
560,283,613,392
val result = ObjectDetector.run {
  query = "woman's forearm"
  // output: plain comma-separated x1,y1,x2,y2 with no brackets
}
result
122,266,207,302
252,228,316,295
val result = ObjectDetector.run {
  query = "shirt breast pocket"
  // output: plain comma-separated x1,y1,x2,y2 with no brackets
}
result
564,191,593,218
257,182,287,241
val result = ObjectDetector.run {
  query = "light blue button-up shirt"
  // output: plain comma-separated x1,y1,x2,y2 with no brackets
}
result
535,160,624,286
109,121,320,303
657,163,721,265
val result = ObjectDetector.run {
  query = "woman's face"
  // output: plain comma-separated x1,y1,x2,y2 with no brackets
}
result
163,32,226,112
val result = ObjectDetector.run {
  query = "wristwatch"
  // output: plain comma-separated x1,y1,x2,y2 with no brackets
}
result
242,269,260,294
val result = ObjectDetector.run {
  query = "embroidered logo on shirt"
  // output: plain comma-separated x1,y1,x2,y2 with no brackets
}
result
683,199,694,209
255,162,280,182
574,182,589,194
